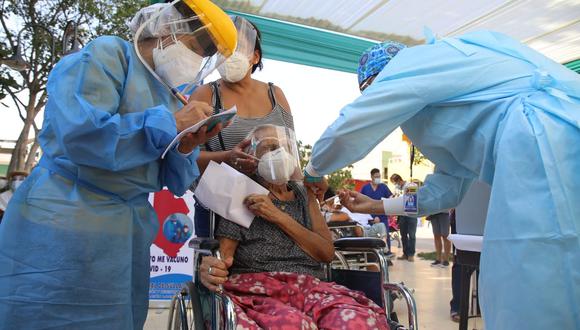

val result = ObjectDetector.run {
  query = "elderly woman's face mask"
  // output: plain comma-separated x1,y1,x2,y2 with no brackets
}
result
253,137,297,185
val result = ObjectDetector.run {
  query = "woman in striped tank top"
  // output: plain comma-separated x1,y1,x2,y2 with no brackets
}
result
189,16,295,237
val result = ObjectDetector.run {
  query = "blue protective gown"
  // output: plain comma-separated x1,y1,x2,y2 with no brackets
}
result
308,31,580,329
0,36,200,329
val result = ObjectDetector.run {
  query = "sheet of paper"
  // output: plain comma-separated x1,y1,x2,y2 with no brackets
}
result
161,106,237,159
448,234,483,252
193,161,269,228
0,190,12,211
340,207,372,226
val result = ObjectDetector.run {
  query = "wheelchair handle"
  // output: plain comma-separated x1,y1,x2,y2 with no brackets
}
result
189,237,225,293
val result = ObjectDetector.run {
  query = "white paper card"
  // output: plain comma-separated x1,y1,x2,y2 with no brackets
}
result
193,161,268,228
161,106,237,159
0,190,12,211
448,234,483,252
340,207,372,226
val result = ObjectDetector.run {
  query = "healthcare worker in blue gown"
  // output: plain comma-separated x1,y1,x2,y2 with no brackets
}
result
305,31,580,330
0,1,237,329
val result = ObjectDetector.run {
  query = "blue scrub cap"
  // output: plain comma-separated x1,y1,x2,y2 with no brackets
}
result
357,41,407,88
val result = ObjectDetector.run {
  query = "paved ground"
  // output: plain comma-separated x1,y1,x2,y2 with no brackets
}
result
145,223,484,329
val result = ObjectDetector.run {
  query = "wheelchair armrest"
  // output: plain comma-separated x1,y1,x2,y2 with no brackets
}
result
334,237,386,249
189,237,220,252
327,220,361,228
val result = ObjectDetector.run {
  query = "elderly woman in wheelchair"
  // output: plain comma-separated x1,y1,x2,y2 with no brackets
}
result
198,125,391,329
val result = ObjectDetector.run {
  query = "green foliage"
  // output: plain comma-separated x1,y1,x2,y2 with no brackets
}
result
417,251,437,261
412,146,428,166
0,43,18,102
297,140,354,191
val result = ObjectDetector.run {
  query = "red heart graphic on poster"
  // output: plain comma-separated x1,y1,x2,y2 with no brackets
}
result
152,189,190,258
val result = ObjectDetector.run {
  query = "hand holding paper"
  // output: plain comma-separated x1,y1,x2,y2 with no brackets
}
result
162,106,237,159
194,161,269,228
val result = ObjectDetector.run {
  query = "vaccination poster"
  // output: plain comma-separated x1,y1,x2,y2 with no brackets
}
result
148,189,196,303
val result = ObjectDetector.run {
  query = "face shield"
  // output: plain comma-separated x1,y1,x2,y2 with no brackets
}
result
217,16,257,83
245,125,302,185
8,172,27,192
131,0,237,102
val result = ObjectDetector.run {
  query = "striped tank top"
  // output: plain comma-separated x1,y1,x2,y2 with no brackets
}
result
203,81,295,152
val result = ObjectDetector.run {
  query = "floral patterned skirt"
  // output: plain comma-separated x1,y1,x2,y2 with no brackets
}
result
223,272,390,330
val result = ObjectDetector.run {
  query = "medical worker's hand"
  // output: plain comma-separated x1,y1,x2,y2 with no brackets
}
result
244,194,287,223
173,101,213,132
177,123,224,154
339,190,385,215
227,139,258,175
304,178,328,203
199,255,233,292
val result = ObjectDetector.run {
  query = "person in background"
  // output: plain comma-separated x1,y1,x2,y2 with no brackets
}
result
189,15,294,238
390,173,417,262
321,187,350,223
427,211,451,267
360,168,393,256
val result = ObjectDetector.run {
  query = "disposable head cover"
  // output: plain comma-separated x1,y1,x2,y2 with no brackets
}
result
357,40,406,90
245,125,302,185
132,0,237,98
217,16,257,82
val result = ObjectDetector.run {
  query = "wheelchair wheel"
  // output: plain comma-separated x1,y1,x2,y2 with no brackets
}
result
172,281,204,330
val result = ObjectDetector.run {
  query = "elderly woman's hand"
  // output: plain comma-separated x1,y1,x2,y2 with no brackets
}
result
227,139,258,175
199,255,233,293
244,194,287,223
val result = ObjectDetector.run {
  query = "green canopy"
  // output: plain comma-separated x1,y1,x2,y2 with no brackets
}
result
228,10,374,73
229,10,579,75
565,59,580,73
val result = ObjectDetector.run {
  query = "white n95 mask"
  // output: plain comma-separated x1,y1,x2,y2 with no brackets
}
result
153,40,203,89
257,148,297,185
218,52,250,83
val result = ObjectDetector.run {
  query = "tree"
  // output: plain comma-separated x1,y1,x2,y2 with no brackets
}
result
297,140,354,191
0,0,146,174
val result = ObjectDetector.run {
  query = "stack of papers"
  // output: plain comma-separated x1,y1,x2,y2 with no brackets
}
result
0,190,12,211
193,161,268,228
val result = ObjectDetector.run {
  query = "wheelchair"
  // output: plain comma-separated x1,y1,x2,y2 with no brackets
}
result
168,212,418,330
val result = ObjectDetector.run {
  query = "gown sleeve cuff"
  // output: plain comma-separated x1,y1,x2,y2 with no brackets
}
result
304,163,322,182
144,106,178,150
382,196,406,215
